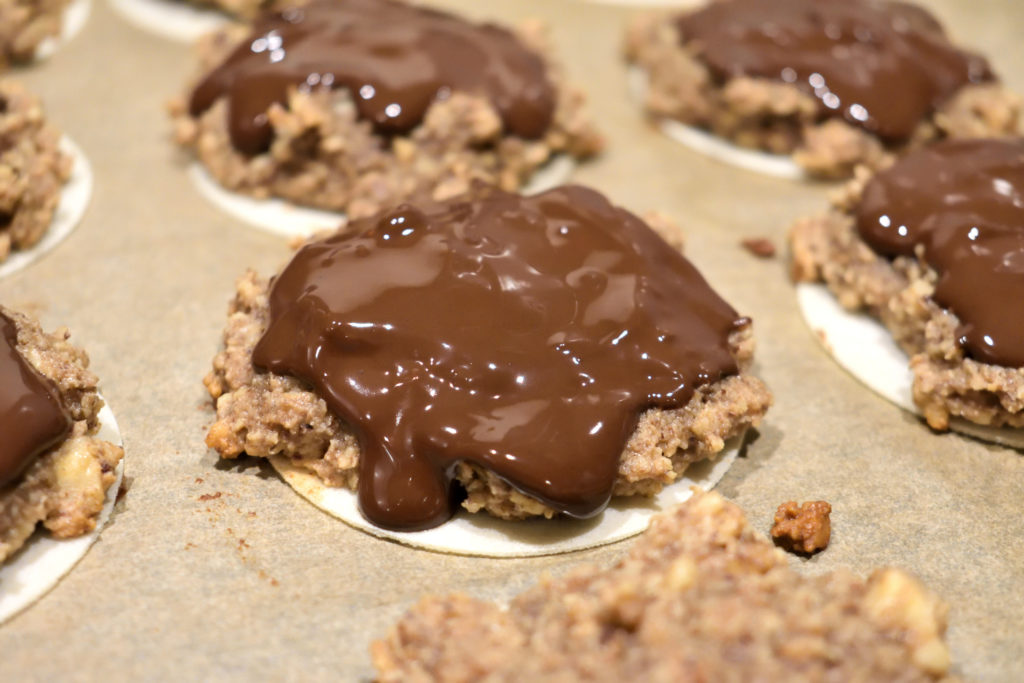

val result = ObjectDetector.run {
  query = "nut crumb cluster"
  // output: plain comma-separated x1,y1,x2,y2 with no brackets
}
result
373,491,950,681
771,499,832,554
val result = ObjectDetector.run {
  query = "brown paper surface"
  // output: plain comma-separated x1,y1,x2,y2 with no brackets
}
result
1,0,1022,679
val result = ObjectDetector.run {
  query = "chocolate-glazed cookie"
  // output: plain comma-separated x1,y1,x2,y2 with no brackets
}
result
189,0,555,155
0,312,71,487
243,185,761,529
856,139,1024,367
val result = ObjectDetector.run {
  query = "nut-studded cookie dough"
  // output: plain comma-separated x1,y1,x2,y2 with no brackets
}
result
373,491,951,681
204,185,771,534
171,0,602,221
790,138,1024,431
0,306,122,564
0,80,72,264
625,0,1021,179
0,0,69,68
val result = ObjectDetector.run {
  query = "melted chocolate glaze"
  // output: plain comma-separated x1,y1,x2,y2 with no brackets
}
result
676,0,992,142
0,312,72,488
856,139,1024,367
253,186,745,530
189,0,555,155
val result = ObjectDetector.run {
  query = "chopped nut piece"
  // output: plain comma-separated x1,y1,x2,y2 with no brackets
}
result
771,500,832,554
741,237,777,258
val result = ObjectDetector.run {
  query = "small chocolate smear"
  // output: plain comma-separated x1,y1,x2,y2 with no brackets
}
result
0,312,72,487
189,0,555,155
771,500,831,555
253,186,745,530
677,0,993,142
741,237,776,259
856,139,1024,367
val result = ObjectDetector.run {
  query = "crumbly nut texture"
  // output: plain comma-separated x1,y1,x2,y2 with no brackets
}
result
371,490,951,681
789,168,1024,430
771,500,831,554
624,12,1021,179
0,0,68,68
0,308,124,563
0,80,72,263
204,226,772,520
170,20,603,219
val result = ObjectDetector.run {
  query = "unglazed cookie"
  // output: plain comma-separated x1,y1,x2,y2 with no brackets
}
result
373,491,951,681
203,185,771,552
171,0,601,223
625,0,1021,179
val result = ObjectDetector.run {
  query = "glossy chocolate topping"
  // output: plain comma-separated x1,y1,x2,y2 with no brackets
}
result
856,139,1024,367
253,186,745,530
0,312,72,488
189,0,555,155
676,0,992,142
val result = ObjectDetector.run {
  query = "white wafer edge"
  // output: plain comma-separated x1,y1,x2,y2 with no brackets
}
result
797,282,1024,449
627,67,805,180
35,0,92,60
0,138,93,280
270,433,742,557
188,164,346,238
0,403,124,624
188,154,576,238
107,0,226,42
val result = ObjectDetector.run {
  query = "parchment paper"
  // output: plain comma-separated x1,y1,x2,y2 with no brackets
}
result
1,1,1021,679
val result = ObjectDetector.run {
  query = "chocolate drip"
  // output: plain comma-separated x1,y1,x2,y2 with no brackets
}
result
253,186,744,530
856,139,1024,367
677,0,992,142
189,0,555,155
0,312,72,488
